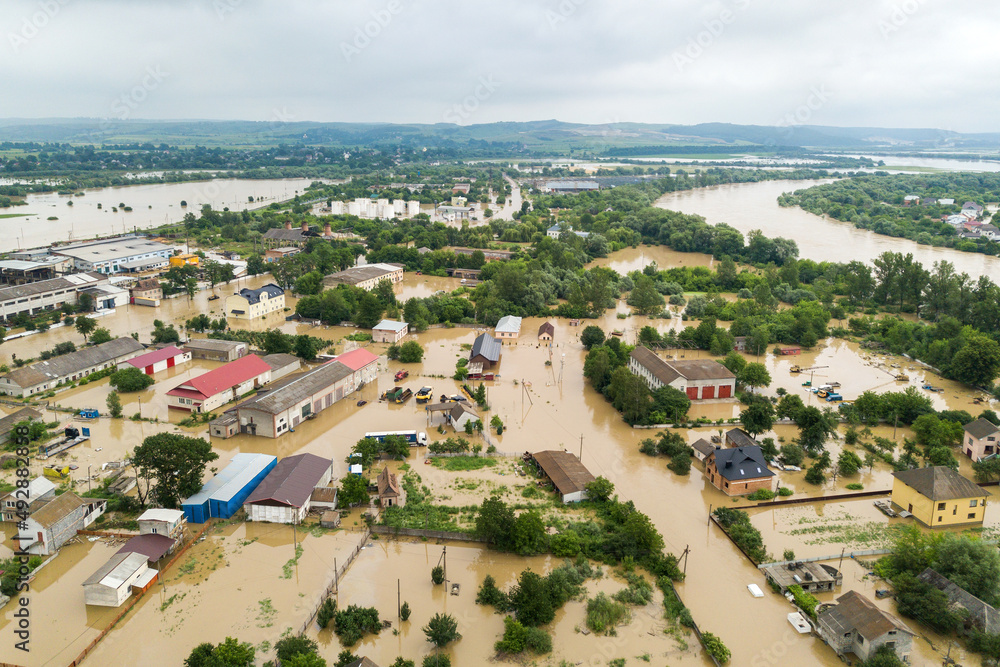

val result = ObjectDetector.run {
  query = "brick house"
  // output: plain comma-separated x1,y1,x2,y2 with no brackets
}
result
705,446,774,496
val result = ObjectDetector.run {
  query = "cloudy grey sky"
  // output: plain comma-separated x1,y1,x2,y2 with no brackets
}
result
3,0,998,131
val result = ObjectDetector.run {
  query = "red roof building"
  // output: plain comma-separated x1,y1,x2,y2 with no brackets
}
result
120,345,191,375
166,354,271,412
333,348,379,388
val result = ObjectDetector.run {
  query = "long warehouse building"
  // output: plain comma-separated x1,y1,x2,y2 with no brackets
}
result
181,453,277,523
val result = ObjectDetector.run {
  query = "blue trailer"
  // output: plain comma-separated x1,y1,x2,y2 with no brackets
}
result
182,453,277,523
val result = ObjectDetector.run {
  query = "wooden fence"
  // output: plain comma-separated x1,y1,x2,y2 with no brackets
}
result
65,521,211,667
662,577,722,667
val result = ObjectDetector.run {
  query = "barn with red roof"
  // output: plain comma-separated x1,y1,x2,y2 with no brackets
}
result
166,354,272,412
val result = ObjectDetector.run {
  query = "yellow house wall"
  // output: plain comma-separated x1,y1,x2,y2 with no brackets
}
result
891,481,986,527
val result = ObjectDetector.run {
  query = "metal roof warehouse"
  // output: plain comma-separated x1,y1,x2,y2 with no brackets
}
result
244,453,334,523
532,450,596,503
181,453,277,523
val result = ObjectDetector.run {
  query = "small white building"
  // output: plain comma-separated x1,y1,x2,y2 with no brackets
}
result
372,319,409,343
83,552,153,607
137,508,186,540
495,315,522,341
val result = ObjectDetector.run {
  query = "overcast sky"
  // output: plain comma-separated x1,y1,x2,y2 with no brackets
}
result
3,0,998,131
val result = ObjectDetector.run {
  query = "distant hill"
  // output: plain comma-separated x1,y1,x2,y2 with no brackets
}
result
1,118,998,152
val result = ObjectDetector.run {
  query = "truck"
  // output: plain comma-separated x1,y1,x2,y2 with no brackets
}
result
394,369,409,382
382,386,413,403
364,430,429,446
39,426,90,459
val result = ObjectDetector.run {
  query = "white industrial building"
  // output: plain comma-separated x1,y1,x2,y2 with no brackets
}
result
82,552,155,607
244,453,335,523
0,272,109,322
338,198,420,219
35,236,173,274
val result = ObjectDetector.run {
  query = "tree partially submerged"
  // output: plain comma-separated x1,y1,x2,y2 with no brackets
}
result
132,433,219,508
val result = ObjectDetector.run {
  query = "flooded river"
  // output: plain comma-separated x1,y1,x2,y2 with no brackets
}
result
3,178,314,252
656,180,1000,281
0,260,988,665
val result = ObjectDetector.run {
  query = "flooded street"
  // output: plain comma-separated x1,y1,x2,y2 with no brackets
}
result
656,180,1000,281
0,256,988,666
4,178,314,251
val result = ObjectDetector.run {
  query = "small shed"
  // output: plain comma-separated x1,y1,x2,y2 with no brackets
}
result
448,403,480,432
372,319,409,344
377,466,405,508
120,346,190,375
538,322,554,342
495,315,522,341
260,353,302,383
310,486,339,511
532,450,596,503
691,438,717,463
320,511,341,529
137,508,186,539
725,428,757,449
83,552,151,607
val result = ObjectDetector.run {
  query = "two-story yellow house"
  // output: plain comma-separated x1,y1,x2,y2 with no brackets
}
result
225,284,285,320
891,466,989,528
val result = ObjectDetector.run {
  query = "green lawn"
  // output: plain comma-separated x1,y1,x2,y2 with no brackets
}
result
431,456,498,471
0,213,34,219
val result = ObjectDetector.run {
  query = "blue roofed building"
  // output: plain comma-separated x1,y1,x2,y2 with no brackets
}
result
225,283,285,320
181,453,277,523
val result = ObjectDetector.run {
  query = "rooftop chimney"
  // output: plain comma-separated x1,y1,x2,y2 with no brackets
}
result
301,221,309,232
284,220,292,230
324,222,333,237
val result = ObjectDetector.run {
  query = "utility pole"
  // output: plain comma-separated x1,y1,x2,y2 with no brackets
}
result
837,547,845,576
707,504,712,526
87,465,92,493
397,578,401,620
681,545,690,576
579,434,584,460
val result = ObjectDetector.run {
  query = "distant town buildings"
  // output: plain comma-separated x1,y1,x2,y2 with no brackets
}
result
323,263,404,291
546,224,591,239
330,198,420,219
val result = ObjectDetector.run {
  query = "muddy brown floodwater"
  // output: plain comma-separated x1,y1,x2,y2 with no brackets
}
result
0,255,985,666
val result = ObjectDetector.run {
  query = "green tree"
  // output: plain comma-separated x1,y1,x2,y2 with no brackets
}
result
90,327,113,345
951,329,1000,388
508,569,554,627
859,645,907,667
423,613,461,648
721,351,746,375
580,325,605,349
776,394,805,420
627,275,665,316
132,433,219,508
75,315,97,341
109,367,155,392
77,292,94,312
511,510,547,555
293,335,320,361
398,340,424,363
106,391,123,418
475,495,515,548
338,474,369,508
184,637,255,667
585,476,614,502
355,292,384,329
837,450,863,476
740,402,774,437
399,601,411,622
275,636,319,663
738,362,771,391
795,406,836,452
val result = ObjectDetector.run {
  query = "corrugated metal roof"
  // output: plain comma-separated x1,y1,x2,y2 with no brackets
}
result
629,347,680,385
126,346,185,369
117,534,175,563
893,466,989,501
335,348,379,371
236,361,352,415
245,453,332,508
373,319,408,333
137,508,184,524
470,333,501,362
183,453,277,506
0,407,42,437
167,354,270,400
533,450,596,497
4,337,144,388
668,359,736,381
0,272,105,303
260,353,301,373
83,551,147,588
495,315,522,333
182,339,246,352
